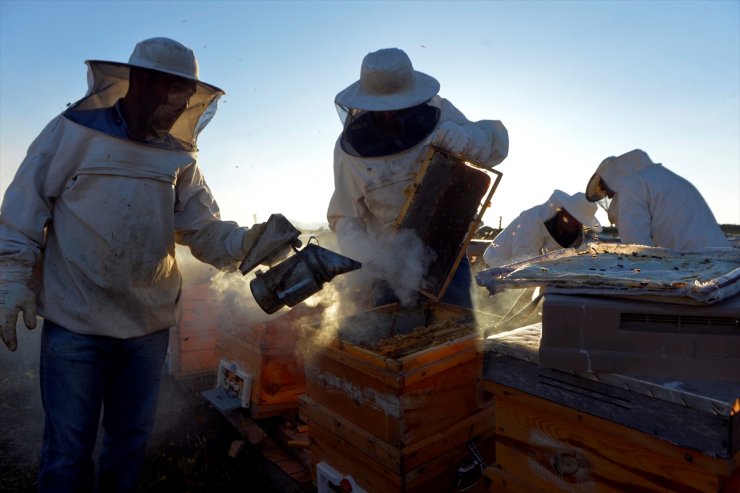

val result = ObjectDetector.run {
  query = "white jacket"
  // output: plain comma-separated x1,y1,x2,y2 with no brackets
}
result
327,96,508,266
0,116,246,338
483,199,573,268
597,150,728,250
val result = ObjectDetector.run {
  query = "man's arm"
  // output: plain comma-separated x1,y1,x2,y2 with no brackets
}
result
173,163,247,269
0,116,67,349
432,98,509,169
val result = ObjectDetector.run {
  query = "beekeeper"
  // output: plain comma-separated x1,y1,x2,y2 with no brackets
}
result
483,190,601,268
0,37,295,492
327,47,509,308
586,149,729,251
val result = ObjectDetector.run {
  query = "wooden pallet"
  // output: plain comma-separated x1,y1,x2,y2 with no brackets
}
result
222,409,313,492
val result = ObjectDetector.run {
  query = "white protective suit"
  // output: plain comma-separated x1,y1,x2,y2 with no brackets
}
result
482,190,596,268
327,95,508,270
591,149,728,250
0,115,246,339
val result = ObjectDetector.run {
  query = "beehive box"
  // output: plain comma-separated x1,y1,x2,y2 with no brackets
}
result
483,323,740,493
168,283,221,377
218,304,324,418
303,302,495,447
301,394,495,493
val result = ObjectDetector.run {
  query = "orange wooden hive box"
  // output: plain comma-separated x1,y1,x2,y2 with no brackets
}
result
218,303,324,419
168,283,221,377
482,323,740,493
300,302,498,493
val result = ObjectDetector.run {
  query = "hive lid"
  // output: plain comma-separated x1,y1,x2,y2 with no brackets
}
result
476,243,740,305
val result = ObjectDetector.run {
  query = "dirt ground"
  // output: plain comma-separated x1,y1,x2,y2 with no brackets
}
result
0,322,281,493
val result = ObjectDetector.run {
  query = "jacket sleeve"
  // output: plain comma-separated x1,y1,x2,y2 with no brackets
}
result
173,162,247,270
439,98,509,169
482,211,547,267
0,117,67,284
613,178,654,247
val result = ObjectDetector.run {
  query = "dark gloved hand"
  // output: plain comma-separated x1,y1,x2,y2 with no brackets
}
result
0,282,37,351
240,214,302,274
242,222,267,256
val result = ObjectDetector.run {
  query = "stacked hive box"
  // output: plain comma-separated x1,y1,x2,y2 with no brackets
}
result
483,324,740,493
300,303,497,493
219,304,323,418
168,283,221,377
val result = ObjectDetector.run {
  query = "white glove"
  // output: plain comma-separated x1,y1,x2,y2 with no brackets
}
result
431,121,469,155
0,282,37,351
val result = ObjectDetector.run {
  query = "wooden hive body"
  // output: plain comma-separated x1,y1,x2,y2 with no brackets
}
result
301,303,497,492
219,304,322,418
483,323,740,493
168,283,221,377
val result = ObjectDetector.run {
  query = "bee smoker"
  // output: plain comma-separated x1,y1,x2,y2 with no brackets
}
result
249,239,361,314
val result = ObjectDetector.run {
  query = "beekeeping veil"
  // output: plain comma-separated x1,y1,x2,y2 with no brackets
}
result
64,37,225,151
334,48,441,157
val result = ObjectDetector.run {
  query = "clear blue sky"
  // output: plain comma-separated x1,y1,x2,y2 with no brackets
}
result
1,0,738,229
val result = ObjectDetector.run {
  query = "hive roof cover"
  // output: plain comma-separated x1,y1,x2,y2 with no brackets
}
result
476,243,740,305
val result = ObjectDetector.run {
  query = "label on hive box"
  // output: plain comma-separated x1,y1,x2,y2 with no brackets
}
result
202,359,252,411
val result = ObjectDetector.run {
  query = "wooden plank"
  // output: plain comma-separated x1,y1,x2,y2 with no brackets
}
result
306,342,404,386
401,343,481,387
305,346,485,446
176,347,219,375
300,394,496,475
300,394,401,471
402,404,495,471
485,351,737,458
491,383,732,493
484,465,547,493
399,356,485,445
309,421,402,493
176,328,219,351
305,405,497,493
250,400,300,420
222,410,267,445
304,352,404,446
221,409,313,492
392,330,478,373
405,434,496,493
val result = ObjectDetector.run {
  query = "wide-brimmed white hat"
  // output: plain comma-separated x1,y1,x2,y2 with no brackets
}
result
87,37,224,94
70,37,224,151
551,190,601,231
335,48,440,111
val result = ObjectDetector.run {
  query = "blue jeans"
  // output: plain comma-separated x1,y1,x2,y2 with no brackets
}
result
38,320,169,493
374,256,473,309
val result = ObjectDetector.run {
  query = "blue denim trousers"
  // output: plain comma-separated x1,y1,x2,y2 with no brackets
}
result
38,319,169,493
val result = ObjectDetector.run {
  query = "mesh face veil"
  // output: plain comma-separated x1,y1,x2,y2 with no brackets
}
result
65,60,224,151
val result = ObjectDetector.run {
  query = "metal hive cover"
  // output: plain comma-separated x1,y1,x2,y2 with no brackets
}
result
476,243,740,305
